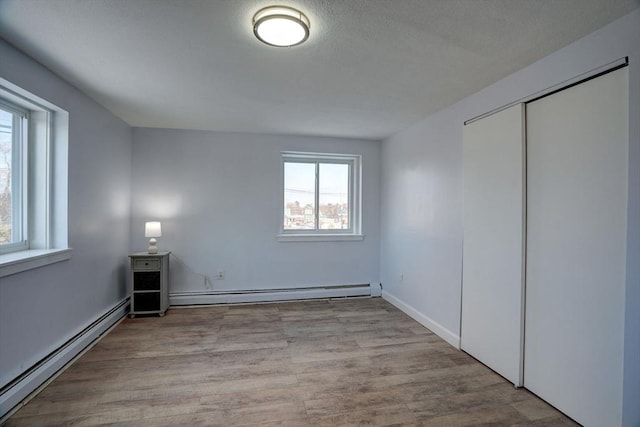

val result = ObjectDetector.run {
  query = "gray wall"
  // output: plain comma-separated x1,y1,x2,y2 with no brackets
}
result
131,128,381,293
0,40,132,388
379,9,639,426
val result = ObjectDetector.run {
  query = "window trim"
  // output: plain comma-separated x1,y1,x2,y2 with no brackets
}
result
279,151,363,241
0,248,71,278
0,78,70,277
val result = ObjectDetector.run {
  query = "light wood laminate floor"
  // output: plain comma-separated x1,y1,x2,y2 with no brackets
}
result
6,298,578,426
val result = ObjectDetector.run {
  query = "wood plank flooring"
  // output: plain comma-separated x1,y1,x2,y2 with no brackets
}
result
5,298,578,426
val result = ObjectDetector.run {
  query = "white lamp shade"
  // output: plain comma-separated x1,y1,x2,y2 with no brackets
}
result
145,221,162,238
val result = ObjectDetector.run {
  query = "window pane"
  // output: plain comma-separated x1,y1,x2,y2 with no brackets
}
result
284,162,316,230
319,163,349,230
0,108,15,244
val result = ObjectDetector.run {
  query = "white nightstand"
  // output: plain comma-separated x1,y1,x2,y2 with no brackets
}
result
128,251,170,317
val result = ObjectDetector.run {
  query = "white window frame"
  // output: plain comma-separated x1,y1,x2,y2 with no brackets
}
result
279,151,363,242
0,100,28,254
0,79,70,278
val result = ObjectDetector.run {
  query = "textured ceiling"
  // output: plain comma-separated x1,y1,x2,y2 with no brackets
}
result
0,0,637,140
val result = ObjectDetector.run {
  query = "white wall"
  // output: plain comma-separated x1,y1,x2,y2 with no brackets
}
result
131,128,380,294
379,111,463,345
0,40,132,389
380,9,639,426
1,7,637,425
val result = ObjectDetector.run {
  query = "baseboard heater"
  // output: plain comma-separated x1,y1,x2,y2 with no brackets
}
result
0,298,129,420
170,283,378,306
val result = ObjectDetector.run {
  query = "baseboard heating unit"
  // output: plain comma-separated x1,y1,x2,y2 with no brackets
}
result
170,283,379,306
0,298,129,420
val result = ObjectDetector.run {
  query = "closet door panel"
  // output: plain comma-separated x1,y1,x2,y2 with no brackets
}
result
461,104,525,386
525,68,628,427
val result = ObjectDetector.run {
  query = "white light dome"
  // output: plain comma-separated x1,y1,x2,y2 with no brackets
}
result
253,6,310,47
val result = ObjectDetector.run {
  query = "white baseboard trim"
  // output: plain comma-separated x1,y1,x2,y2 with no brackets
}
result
170,284,373,306
0,297,129,419
382,291,460,348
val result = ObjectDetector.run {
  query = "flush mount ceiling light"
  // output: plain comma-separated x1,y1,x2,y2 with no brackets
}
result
253,6,310,47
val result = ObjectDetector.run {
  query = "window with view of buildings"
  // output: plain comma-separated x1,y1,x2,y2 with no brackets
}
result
281,152,361,238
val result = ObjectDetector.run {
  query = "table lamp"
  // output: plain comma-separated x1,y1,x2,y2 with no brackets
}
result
145,221,162,254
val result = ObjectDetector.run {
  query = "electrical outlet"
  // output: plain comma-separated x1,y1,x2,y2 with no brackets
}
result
217,269,224,279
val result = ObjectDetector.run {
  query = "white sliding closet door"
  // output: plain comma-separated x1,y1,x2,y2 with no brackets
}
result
461,104,525,386
525,68,628,427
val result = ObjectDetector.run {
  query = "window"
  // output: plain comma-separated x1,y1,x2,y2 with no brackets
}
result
0,102,26,253
0,79,70,277
280,152,362,241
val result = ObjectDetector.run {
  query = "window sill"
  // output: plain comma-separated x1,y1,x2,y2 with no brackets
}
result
277,234,365,242
0,248,72,278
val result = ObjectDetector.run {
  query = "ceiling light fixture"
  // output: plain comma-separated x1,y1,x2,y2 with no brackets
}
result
252,6,310,47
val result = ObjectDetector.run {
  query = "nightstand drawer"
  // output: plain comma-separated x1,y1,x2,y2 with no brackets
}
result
133,258,160,270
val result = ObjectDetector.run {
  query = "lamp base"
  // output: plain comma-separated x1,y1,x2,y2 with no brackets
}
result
148,237,158,254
